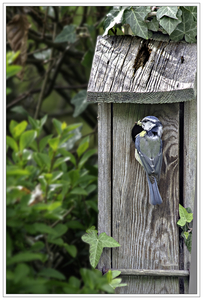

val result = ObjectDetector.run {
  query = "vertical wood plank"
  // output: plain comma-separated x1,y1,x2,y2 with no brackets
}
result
97,103,112,270
112,103,180,294
183,99,197,293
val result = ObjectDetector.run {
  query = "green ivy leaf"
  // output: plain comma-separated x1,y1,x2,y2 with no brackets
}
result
170,7,197,43
183,6,197,21
54,24,77,43
19,130,37,152
33,49,51,60
81,226,120,268
124,7,151,39
177,204,193,227
71,90,88,117
156,6,178,21
103,6,126,36
147,17,159,32
159,16,181,35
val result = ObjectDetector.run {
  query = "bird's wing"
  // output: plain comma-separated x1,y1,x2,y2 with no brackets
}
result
135,133,162,180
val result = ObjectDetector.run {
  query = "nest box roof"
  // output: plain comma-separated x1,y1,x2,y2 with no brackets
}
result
87,35,197,104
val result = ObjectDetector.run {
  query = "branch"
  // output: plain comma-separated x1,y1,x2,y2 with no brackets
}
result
34,23,57,119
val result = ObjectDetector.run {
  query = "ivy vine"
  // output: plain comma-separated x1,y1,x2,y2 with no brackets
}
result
103,6,197,43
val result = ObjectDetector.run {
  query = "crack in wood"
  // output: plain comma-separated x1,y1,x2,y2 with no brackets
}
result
133,41,152,75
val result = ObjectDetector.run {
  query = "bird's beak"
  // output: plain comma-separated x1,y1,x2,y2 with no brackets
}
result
137,120,142,126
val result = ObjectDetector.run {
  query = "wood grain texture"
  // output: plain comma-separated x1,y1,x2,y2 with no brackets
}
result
183,99,197,293
87,36,197,104
97,103,112,270
111,103,180,294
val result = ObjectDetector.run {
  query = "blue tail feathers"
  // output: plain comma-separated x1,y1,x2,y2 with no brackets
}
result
147,176,162,205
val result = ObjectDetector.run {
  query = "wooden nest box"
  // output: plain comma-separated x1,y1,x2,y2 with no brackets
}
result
87,35,197,294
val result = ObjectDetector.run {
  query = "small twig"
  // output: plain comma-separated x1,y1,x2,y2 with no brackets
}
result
42,7,48,39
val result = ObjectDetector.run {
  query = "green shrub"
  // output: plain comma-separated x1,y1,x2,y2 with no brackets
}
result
6,115,112,294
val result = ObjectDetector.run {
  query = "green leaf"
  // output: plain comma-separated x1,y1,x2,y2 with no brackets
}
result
156,6,178,21
77,136,89,158
6,65,22,79
177,204,193,227
52,118,63,135
170,7,197,43
39,268,66,280
183,231,189,239
33,152,51,170
185,233,192,253
99,232,121,248
71,90,88,117
70,187,88,196
183,6,197,21
6,50,21,65
53,157,71,169
159,16,181,35
10,105,29,116
19,130,37,152
6,136,18,152
48,137,60,151
6,87,11,95
57,149,76,166
28,116,39,129
7,252,46,265
78,149,97,169
103,6,126,36
9,120,18,137
39,134,53,152
147,17,159,32
12,120,28,139
124,7,151,39
64,127,82,151
81,226,120,268
34,223,58,235
66,220,85,230
64,244,77,258
54,24,77,43
14,263,30,284
6,165,30,176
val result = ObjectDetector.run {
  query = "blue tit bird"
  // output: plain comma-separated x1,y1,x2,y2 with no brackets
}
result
134,116,163,205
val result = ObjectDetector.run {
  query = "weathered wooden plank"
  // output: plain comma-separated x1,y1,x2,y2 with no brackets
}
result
183,99,197,293
112,269,189,276
115,276,180,294
97,103,112,270
112,103,180,294
87,36,197,104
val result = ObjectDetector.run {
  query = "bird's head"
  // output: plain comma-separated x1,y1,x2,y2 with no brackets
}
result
137,116,163,137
